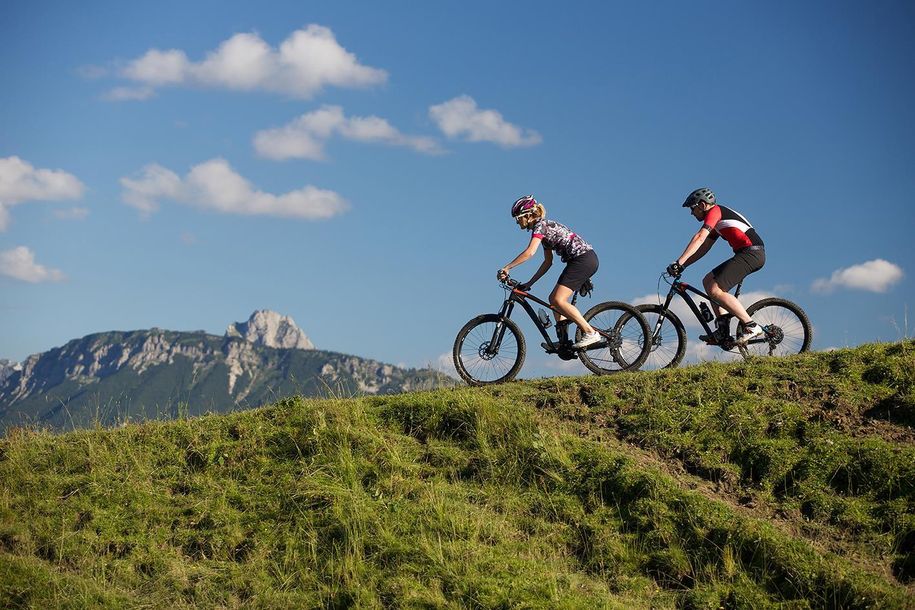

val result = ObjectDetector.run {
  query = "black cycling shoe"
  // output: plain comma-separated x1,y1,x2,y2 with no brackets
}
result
699,326,729,345
544,340,574,353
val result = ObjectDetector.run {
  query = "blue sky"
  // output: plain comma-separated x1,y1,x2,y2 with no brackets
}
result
1,0,913,378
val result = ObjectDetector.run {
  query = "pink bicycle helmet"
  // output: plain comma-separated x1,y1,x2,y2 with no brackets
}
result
511,195,538,218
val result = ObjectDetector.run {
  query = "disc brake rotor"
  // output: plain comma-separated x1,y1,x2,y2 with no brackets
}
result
478,341,496,360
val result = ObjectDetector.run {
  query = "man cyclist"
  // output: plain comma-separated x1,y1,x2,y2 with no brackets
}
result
667,188,765,345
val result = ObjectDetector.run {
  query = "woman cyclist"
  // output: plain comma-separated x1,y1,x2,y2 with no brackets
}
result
497,195,601,349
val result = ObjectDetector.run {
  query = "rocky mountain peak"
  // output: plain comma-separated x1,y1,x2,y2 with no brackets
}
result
225,310,315,350
0,359,22,385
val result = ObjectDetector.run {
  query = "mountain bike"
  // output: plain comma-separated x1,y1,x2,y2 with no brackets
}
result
453,277,651,385
637,273,812,369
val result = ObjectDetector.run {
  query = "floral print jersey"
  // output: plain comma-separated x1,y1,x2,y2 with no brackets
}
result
530,219,593,263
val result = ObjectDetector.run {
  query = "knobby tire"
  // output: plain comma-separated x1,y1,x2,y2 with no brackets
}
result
636,304,687,369
577,301,651,374
738,298,812,358
453,314,526,385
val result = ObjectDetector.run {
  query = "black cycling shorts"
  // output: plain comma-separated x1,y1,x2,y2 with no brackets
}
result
558,250,599,292
712,248,765,292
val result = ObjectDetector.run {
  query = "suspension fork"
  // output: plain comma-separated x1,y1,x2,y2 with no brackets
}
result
485,299,516,355
652,287,678,339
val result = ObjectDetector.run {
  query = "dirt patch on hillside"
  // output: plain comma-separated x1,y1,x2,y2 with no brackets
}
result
526,387,913,592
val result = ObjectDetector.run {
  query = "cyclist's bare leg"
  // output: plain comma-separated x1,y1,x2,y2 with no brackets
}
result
703,273,751,324
550,285,595,334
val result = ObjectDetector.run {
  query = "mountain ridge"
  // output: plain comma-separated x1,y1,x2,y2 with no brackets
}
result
0,311,453,433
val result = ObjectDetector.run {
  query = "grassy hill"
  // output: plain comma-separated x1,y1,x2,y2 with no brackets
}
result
1,341,913,608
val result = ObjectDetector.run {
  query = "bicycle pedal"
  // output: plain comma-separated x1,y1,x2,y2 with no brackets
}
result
541,342,557,354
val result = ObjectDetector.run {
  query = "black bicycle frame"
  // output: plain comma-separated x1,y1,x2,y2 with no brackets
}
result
487,286,577,354
655,279,743,339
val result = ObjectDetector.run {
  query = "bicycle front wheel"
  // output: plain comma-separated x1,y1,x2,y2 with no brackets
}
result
577,301,651,374
738,298,812,358
636,304,687,370
453,314,526,385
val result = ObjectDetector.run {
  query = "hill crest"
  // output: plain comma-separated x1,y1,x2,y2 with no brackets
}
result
0,341,912,607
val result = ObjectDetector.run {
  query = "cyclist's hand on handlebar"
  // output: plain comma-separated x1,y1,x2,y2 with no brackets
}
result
497,268,509,282
666,262,684,277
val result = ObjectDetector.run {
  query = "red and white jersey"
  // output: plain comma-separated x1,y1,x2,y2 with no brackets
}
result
703,205,764,252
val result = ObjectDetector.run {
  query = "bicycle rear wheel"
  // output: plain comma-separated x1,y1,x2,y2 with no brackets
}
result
453,314,526,385
738,298,812,358
636,304,687,369
577,301,651,374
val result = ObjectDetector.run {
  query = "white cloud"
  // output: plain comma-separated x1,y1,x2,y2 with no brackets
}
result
429,95,542,148
0,156,85,204
683,340,741,365
120,158,349,220
120,164,182,218
254,105,442,160
812,259,904,294
53,207,90,221
109,25,386,100
435,352,458,378
0,156,85,231
632,291,699,328
737,290,776,307
123,48,193,85
0,246,65,283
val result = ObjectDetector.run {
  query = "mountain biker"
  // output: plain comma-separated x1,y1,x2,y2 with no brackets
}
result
497,195,601,349
667,188,765,345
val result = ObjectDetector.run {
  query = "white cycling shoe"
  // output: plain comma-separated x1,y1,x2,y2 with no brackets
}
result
572,331,601,349
736,322,765,345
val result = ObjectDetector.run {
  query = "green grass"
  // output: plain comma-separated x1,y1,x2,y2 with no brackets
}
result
1,341,913,608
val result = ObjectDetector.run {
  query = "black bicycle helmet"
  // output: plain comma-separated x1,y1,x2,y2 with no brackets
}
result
682,187,716,208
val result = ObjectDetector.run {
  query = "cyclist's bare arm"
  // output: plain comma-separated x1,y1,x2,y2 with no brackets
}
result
499,236,543,279
676,227,714,266
683,233,716,267
525,247,553,286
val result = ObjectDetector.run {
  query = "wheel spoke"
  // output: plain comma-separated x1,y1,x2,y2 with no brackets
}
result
636,307,686,370
580,303,650,373
454,317,525,385
740,300,811,358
